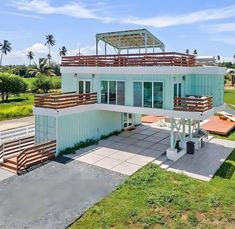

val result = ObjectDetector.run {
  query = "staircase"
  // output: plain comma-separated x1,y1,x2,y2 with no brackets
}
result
0,137,56,174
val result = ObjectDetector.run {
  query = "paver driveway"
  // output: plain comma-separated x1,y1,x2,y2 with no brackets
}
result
67,125,169,175
0,160,125,229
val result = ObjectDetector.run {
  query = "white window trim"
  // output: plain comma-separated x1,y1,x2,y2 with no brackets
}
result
77,79,92,93
101,80,126,105
133,81,164,108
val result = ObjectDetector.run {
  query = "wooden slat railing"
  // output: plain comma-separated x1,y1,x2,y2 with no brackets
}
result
16,140,56,173
174,96,213,112
0,136,34,161
61,52,196,67
35,92,97,109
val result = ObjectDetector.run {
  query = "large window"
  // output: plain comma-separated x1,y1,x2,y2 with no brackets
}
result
109,81,116,104
133,82,142,107
133,81,163,108
101,81,125,105
78,80,91,94
117,81,125,105
101,81,108,103
153,82,163,108
144,82,152,108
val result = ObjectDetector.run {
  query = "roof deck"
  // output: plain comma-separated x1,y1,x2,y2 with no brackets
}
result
61,52,196,67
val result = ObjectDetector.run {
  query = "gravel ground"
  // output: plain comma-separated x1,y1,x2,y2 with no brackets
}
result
0,158,126,229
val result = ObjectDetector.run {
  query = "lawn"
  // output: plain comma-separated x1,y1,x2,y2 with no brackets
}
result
0,94,34,121
0,76,61,121
70,150,235,229
224,89,235,109
212,130,235,141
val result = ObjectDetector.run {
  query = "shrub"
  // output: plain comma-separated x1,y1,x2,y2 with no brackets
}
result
0,72,27,102
188,212,199,226
32,74,52,93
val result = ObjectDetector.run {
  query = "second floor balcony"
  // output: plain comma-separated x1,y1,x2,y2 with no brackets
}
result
34,92,213,112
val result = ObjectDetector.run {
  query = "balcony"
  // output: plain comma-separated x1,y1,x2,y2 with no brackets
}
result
174,96,213,112
35,92,97,109
61,52,196,67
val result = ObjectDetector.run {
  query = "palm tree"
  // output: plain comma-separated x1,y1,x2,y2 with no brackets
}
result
45,34,55,66
0,40,12,66
29,58,55,77
59,46,67,57
27,51,34,66
193,49,198,56
185,49,189,55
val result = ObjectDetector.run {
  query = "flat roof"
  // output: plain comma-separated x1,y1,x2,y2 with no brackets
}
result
96,29,165,52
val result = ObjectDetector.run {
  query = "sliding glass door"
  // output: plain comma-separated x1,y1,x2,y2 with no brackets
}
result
101,80,125,105
133,81,163,108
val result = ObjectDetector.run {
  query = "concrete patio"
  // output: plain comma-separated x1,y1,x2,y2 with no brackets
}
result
67,124,235,181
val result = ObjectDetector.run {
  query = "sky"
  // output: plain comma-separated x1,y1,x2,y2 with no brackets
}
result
0,0,235,65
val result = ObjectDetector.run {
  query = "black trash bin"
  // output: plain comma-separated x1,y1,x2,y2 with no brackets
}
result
187,141,195,154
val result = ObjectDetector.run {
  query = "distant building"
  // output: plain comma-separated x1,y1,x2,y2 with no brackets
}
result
196,56,217,66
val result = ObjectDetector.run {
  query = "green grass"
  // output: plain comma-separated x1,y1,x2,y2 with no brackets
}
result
212,130,235,141
69,150,235,229
0,94,34,121
23,76,61,90
224,89,235,109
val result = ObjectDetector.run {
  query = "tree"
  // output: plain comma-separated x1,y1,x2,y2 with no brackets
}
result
27,51,34,66
193,49,198,56
59,46,67,57
0,40,12,66
32,74,52,93
29,58,55,77
217,55,221,63
45,34,55,66
0,72,27,102
185,49,189,55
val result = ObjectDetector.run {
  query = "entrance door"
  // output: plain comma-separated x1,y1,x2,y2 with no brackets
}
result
123,113,133,128
174,83,182,98
78,80,91,94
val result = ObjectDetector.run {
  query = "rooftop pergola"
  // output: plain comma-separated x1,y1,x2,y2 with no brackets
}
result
96,29,165,55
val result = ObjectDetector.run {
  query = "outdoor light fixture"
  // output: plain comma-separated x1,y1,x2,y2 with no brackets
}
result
74,73,78,77
182,75,186,81
92,74,95,78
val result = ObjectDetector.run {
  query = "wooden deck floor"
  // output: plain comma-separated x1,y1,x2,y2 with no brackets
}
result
141,115,165,123
202,116,235,135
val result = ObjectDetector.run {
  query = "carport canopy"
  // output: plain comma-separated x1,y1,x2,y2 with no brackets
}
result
96,28,165,55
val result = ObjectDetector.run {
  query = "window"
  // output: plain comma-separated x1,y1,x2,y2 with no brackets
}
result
79,81,84,93
101,81,108,103
117,81,125,105
178,83,182,98
101,81,125,105
144,82,152,108
78,80,91,93
133,82,142,107
109,81,116,104
174,83,177,97
153,82,163,108
133,81,164,108
85,81,91,93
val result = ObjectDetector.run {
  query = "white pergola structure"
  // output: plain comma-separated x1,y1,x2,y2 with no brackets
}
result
96,29,165,55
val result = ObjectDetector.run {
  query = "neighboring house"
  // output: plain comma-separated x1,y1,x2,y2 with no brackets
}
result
34,29,225,161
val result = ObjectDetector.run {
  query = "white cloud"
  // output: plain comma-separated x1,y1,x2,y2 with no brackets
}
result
11,0,112,22
0,10,42,19
122,5,235,28
212,36,235,46
209,22,235,32
1,43,101,65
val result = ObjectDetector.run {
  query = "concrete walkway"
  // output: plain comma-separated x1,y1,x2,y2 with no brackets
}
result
0,159,125,229
0,116,34,131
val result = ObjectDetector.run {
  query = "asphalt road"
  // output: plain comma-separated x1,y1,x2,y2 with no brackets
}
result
0,158,126,229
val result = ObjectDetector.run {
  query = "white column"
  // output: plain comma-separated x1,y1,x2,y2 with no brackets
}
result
170,118,174,149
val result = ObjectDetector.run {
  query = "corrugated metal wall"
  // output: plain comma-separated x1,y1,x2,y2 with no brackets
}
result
35,115,56,144
57,110,123,151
